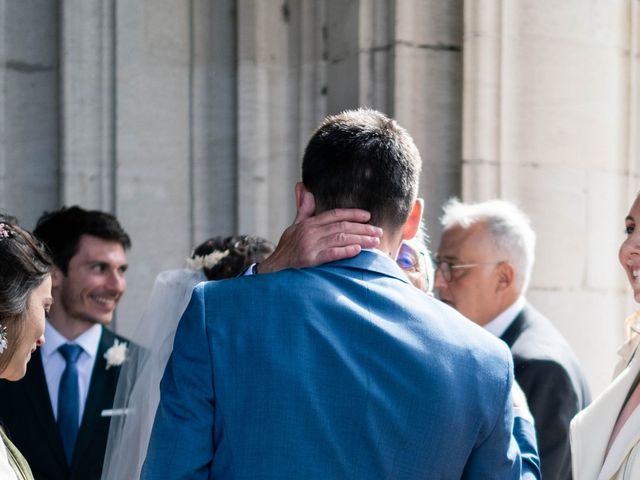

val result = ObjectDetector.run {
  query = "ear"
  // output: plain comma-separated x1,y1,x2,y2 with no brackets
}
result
294,182,308,210
51,266,64,288
495,261,515,292
402,198,424,240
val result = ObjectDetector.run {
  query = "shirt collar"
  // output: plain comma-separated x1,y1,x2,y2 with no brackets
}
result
41,322,103,360
362,248,391,258
484,296,526,338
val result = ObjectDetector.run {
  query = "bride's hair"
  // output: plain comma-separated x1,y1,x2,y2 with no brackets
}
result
190,235,274,280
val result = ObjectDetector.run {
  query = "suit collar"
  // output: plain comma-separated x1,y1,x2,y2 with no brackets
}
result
484,296,525,338
326,249,410,285
598,351,640,480
599,402,640,479
499,303,531,348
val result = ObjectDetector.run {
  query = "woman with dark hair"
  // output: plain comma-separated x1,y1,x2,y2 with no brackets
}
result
188,235,275,280
102,235,274,480
0,216,53,480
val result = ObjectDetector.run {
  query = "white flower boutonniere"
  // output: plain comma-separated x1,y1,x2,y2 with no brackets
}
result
104,339,128,369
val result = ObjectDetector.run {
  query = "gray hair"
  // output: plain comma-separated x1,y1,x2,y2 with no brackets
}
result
440,198,536,292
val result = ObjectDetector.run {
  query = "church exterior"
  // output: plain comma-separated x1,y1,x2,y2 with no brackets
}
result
0,0,637,395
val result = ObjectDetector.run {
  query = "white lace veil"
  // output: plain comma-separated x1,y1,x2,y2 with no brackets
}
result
101,268,205,480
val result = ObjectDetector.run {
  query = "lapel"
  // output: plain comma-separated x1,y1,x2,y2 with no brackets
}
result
597,351,640,480
499,305,528,348
72,327,118,470
21,348,68,471
571,349,640,479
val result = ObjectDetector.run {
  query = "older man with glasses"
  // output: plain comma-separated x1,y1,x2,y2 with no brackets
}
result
434,198,590,480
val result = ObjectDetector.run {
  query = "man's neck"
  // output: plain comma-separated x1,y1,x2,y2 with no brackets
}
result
376,231,404,260
47,311,97,341
483,296,526,338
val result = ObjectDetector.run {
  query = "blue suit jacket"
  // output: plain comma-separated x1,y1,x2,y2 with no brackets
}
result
142,251,538,479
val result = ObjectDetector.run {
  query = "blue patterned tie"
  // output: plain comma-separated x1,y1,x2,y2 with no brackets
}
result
57,343,83,464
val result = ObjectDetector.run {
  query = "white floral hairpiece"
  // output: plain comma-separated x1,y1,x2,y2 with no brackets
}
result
0,223,13,240
0,325,7,354
185,249,230,271
104,339,128,369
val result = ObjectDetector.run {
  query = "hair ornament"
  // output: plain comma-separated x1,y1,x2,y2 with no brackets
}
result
0,223,13,240
0,325,7,355
185,249,230,271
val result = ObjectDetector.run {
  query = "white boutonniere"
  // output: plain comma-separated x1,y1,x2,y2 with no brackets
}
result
104,339,128,369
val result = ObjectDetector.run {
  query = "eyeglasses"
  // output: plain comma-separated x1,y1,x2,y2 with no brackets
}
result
396,243,425,272
435,260,503,282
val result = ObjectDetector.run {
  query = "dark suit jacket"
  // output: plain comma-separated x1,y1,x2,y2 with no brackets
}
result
501,303,591,480
0,326,130,480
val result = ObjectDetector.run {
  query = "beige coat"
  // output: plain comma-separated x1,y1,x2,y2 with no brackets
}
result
571,343,640,480
0,427,33,480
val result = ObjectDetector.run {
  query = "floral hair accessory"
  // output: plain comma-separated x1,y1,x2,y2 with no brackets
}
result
0,223,13,240
104,339,128,369
0,325,7,355
185,249,230,271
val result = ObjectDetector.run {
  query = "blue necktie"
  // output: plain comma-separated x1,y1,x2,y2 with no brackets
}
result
57,343,83,465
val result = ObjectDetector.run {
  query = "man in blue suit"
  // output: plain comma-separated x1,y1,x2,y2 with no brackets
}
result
142,109,538,479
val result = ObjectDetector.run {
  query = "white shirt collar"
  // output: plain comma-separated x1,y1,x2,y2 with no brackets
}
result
41,321,102,359
362,248,390,257
484,296,526,338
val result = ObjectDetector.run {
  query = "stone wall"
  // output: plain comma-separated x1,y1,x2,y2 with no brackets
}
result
0,0,637,395
462,0,638,393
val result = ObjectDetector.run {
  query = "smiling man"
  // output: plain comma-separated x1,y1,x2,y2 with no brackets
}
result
434,198,591,480
0,206,132,480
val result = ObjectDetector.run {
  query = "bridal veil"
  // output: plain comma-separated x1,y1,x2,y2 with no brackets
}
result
101,268,205,480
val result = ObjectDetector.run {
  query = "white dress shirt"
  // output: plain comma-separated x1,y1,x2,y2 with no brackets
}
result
41,322,102,423
484,296,526,339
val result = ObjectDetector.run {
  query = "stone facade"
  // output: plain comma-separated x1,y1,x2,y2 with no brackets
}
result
0,0,637,394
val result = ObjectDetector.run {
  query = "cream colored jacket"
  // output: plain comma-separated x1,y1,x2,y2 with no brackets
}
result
571,336,640,480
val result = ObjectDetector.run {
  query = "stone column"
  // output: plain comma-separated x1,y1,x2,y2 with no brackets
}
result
325,0,464,241
190,0,238,243
236,0,328,240
393,0,463,240
60,0,116,210
0,0,59,228
112,0,193,332
463,0,637,393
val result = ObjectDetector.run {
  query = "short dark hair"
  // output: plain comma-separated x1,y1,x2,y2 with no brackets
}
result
302,108,421,229
0,215,53,373
33,206,131,273
191,235,274,280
